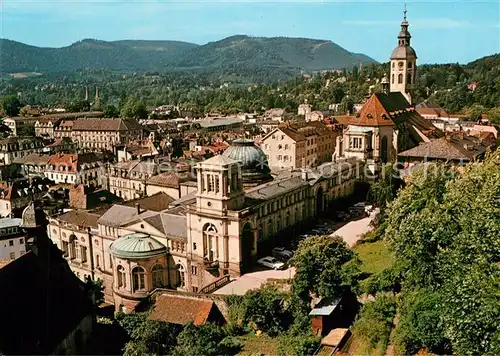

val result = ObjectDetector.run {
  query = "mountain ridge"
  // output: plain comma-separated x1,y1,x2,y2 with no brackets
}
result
0,36,378,80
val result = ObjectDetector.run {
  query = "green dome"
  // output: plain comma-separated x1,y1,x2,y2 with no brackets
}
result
110,233,167,260
223,139,272,186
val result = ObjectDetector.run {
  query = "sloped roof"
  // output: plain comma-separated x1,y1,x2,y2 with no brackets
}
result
149,294,217,326
13,153,51,165
398,136,490,161
200,154,239,166
309,297,342,316
123,192,175,212
57,210,100,228
146,173,186,188
72,118,141,131
246,177,308,201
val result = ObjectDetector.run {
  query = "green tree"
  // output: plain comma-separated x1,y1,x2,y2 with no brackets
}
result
240,285,293,336
116,312,182,356
123,319,182,356
1,95,21,116
290,235,361,319
171,323,236,356
394,290,450,355
352,294,396,349
368,163,405,216
103,104,120,117
386,151,500,355
120,96,148,119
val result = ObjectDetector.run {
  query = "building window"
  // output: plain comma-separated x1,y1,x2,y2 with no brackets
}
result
191,265,198,275
398,73,403,84
192,287,199,293
96,255,100,268
80,246,87,263
203,223,218,261
117,265,126,288
9,240,13,246
62,241,69,257
132,267,146,291
152,264,164,288
407,72,412,85
176,264,186,288
9,252,15,260
408,62,412,69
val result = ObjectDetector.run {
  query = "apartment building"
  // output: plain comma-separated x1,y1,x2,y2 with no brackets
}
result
71,118,143,151
261,122,338,171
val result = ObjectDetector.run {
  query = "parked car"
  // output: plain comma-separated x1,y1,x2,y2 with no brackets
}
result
272,247,293,260
257,256,286,270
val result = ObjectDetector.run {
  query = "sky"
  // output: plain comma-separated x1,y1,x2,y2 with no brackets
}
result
0,0,499,64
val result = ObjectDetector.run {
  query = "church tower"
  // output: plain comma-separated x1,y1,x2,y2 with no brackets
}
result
390,6,417,104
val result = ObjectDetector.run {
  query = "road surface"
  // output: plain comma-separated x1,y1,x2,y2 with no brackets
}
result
215,267,295,296
330,209,379,247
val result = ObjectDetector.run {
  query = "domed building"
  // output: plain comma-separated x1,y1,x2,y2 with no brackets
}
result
110,233,170,312
222,139,273,188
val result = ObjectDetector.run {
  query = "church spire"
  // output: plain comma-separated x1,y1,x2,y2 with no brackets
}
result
397,5,411,47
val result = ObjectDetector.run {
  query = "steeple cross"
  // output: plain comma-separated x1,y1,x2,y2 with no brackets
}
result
403,3,407,21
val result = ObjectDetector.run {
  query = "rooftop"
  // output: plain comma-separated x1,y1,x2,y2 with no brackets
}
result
0,218,22,229
149,294,218,326
246,177,308,201
56,210,100,228
110,233,167,259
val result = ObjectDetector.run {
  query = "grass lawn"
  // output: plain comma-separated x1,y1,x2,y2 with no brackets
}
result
353,240,394,275
237,332,279,356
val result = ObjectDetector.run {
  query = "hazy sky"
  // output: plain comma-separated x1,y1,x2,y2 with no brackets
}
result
1,0,499,64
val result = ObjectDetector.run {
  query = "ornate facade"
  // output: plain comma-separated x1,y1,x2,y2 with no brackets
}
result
48,145,361,312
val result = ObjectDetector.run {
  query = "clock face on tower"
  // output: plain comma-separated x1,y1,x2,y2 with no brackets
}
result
398,61,404,69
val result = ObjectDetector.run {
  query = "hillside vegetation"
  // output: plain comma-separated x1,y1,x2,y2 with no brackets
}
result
0,52,498,123
0,36,376,81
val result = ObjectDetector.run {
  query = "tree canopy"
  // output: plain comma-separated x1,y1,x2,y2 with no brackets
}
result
385,150,500,355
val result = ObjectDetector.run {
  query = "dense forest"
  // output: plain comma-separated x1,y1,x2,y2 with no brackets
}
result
0,36,375,81
0,54,499,123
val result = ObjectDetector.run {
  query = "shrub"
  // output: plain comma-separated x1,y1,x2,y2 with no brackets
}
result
353,294,396,350
277,333,321,356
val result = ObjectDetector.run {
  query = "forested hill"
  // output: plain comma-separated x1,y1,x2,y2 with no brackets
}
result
0,36,377,81
169,35,376,72
0,38,199,74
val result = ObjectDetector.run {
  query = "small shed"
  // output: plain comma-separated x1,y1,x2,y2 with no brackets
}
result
309,293,358,336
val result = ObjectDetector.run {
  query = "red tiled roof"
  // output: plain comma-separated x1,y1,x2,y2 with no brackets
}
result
149,294,215,326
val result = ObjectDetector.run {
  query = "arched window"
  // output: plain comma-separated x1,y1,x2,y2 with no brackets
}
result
117,265,126,288
407,73,412,85
392,62,395,68
392,74,395,84
132,266,146,291
176,264,185,288
295,207,299,223
203,223,217,261
285,212,290,227
408,62,413,69
398,74,403,84
152,264,164,288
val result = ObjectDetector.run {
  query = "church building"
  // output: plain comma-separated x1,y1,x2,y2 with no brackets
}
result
334,8,440,173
